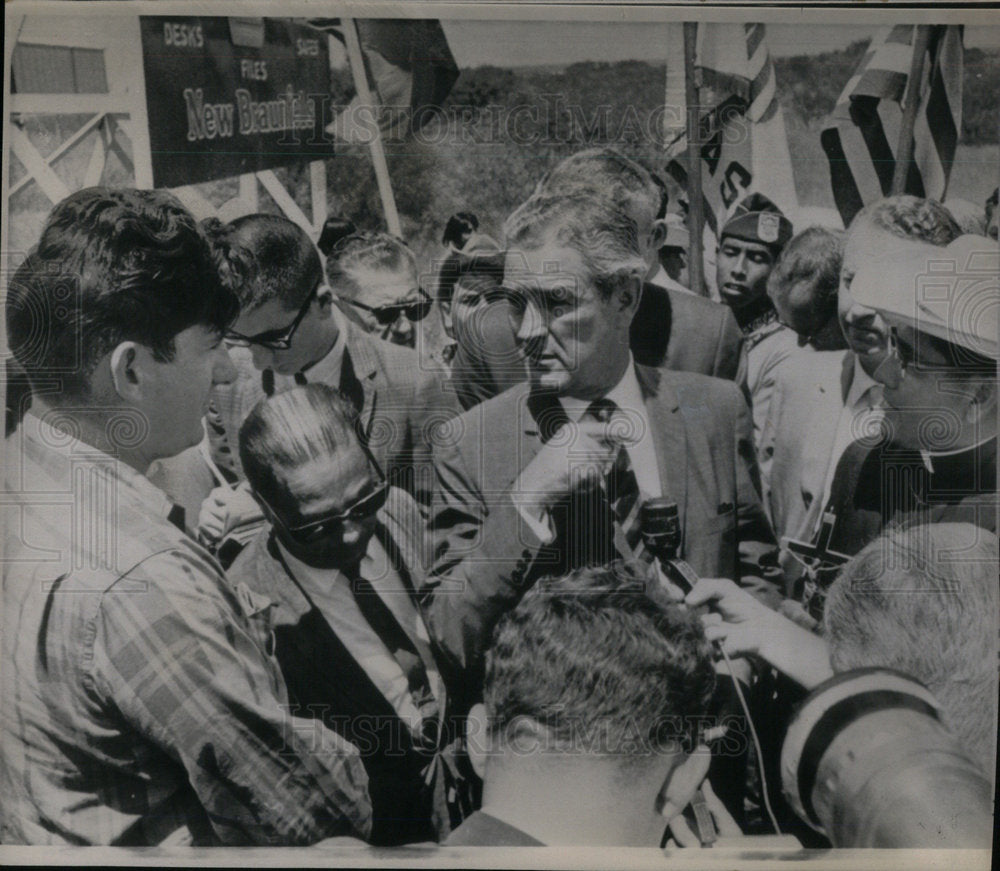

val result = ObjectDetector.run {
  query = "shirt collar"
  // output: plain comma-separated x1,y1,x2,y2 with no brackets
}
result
17,411,174,520
846,354,882,409
559,354,644,438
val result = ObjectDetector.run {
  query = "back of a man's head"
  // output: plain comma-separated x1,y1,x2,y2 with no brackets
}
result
823,523,999,773
239,382,361,509
535,147,662,234
6,187,236,400
850,195,962,246
767,225,845,338
483,561,716,769
204,212,323,313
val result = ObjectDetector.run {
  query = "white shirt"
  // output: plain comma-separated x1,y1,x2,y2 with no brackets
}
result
276,535,437,735
815,355,884,532
517,356,662,543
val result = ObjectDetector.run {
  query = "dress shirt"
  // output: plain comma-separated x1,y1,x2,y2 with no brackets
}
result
815,356,884,533
1,413,371,846
276,536,441,736
517,356,661,542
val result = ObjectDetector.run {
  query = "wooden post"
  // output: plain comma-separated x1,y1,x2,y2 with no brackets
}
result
342,18,402,237
683,22,706,298
891,25,932,196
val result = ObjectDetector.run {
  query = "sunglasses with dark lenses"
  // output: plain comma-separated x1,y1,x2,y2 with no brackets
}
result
225,284,320,351
272,479,391,546
344,288,433,326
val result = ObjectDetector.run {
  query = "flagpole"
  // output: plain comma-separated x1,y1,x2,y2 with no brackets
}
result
891,25,932,196
342,17,403,236
683,22,706,297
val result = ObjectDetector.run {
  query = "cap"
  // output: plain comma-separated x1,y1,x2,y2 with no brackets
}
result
850,234,999,361
720,192,793,251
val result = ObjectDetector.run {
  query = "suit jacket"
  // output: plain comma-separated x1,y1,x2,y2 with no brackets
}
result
632,282,746,383
422,364,782,677
153,321,460,518
759,350,847,587
227,486,468,845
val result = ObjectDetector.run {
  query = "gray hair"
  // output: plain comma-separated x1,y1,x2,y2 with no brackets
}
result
504,191,647,300
823,522,999,773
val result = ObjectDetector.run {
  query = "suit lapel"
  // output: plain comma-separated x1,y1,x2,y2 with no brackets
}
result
636,364,689,533
341,325,379,440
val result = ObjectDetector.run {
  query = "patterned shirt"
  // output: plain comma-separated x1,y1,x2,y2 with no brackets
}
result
1,413,372,845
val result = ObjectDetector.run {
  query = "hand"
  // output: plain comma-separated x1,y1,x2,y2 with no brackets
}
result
685,577,782,659
516,418,621,513
197,485,263,545
666,779,742,847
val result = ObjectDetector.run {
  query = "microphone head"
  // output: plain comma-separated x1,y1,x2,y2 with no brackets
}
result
640,498,679,535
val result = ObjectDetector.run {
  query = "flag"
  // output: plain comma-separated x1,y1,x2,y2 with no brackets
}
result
820,25,963,228
665,23,798,295
307,18,459,142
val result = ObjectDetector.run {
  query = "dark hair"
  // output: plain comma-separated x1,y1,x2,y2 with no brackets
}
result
484,561,716,760
434,237,504,304
6,187,237,399
767,226,845,325
442,212,479,249
205,213,323,313
852,195,962,246
239,382,362,508
317,215,358,258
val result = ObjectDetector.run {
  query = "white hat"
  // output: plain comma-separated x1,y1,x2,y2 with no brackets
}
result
850,234,1000,361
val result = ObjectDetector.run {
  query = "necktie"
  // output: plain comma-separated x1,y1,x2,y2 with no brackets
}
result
587,399,649,564
350,574,440,749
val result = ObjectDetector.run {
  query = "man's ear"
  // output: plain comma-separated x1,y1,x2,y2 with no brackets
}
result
655,745,711,822
965,380,998,425
647,218,668,256
439,299,454,338
108,341,145,402
618,275,644,316
466,702,490,781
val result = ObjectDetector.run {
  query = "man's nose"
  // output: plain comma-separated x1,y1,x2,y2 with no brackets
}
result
732,252,748,276
515,298,547,347
392,313,414,341
214,345,238,385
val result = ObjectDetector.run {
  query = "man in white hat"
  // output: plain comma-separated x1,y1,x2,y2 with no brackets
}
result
820,234,998,565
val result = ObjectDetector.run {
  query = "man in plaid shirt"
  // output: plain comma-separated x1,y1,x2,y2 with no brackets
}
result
1,188,372,845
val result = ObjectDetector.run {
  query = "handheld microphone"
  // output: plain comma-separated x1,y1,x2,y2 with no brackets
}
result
640,498,699,594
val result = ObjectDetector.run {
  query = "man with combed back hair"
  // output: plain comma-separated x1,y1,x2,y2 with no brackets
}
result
230,383,473,845
2,188,372,845
447,561,724,846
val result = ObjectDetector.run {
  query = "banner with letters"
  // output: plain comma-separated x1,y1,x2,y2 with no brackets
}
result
139,17,330,188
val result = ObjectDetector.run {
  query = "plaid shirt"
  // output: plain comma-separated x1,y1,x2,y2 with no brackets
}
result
1,414,372,845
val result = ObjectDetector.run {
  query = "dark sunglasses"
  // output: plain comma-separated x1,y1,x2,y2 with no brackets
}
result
263,477,390,547
344,287,433,326
225,284,320,351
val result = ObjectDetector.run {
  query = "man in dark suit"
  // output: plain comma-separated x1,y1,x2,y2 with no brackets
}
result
150,214,459,548
229,383,472,845
423,191,782,679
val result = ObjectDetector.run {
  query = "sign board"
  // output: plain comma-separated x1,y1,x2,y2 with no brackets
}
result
139,16,330,188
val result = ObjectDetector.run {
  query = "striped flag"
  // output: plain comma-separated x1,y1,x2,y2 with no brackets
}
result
307,18,459,141
821,25,963,228
665,23,798,295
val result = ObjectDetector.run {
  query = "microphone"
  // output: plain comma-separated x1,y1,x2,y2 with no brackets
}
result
640,498,699,594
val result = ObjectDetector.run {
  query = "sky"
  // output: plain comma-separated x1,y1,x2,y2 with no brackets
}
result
431,20,1000,68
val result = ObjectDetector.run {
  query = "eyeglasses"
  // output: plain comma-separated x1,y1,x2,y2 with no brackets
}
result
261,474,390,547
343,287,433,326
225,284,321,351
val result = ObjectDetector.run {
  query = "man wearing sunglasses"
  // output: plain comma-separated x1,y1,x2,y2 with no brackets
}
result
154,214,459,544
819,234,998,563
229,383,472,846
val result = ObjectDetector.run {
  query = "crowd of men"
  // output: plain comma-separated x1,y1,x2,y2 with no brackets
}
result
2,147,997,850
